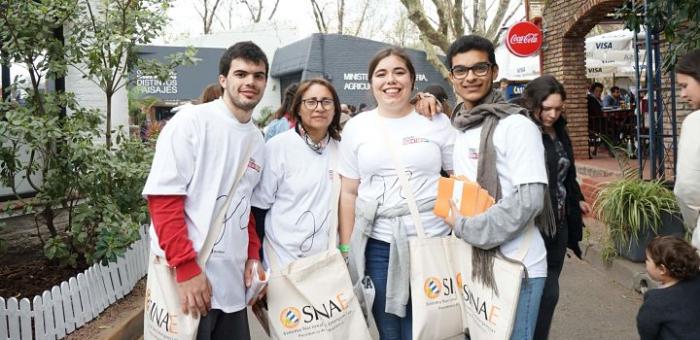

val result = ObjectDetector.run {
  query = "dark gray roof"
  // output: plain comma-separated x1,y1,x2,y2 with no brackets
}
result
269,35,314,77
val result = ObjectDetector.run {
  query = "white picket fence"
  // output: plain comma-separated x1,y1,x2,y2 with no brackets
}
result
0,227,150,340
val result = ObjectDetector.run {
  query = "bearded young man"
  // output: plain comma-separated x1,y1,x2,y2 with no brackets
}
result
143,41,267,340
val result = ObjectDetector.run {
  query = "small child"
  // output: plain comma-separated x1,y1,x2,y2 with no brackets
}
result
637,236,700,340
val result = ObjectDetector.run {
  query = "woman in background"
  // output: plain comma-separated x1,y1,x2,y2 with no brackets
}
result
265,83,299,141
517,75,590,340
673,49,700,251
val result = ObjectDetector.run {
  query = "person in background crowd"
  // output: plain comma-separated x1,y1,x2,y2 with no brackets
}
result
348,104,357,115
357,102,368,115
251,78,342,269
439,35,550,340
587,81,612,147
674,48,700,251
170,83,225,116
637,236,700,340
340,103,352,128
341,103,350,114
200,83,223,104
499,77,511,100
422,83,453,117
339,47,454,340
265,83,298,142
516,75,591,340
588,82,604,104
603,86,622,108
143,41,268,340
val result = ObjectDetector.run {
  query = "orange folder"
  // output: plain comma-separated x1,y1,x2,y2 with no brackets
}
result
434,177,495,218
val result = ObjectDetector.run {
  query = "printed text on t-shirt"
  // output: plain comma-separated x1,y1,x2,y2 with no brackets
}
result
402,136,430,145
248,158,262,172
468,148,479,160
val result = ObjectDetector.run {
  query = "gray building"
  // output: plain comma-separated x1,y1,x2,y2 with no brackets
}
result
134,45,225,119
270,34,453,108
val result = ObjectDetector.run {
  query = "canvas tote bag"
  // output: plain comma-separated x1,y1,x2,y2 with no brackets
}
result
264,143,371,340
447,223,537,340
378,117,464,340
144,139,254,340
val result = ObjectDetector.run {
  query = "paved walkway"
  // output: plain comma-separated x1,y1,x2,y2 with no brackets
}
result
550,254,642,339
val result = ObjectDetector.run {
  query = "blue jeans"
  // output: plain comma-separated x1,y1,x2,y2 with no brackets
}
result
510,277,546,340
365,238,412,340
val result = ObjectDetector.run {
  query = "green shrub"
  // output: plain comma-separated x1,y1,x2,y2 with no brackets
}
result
1,93,154,267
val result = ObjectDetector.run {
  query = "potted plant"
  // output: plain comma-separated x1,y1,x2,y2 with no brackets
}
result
594,173,683,263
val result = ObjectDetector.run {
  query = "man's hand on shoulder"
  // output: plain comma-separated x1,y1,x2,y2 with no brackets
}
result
413,92,442,119
177,272,212,318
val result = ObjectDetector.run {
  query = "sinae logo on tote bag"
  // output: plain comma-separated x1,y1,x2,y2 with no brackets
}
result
454,272,504,326
453,264,521,338
278,293,352,331
410,239,463,338
144,255,200,339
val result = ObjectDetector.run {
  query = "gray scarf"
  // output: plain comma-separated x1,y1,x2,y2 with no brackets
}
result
451,89,556,292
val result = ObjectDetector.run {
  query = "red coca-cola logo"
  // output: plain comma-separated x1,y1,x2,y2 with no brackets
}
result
505,21,543,57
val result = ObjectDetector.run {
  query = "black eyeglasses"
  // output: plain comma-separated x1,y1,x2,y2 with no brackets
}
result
450,62,493,79
302,99,334,110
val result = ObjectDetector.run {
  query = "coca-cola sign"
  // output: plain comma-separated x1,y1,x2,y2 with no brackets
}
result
505,21,543,57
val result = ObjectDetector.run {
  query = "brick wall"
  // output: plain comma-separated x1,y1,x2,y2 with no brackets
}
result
542,0,623,160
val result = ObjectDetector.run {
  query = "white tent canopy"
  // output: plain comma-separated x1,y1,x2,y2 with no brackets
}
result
495,44,540,81
585,29,647,78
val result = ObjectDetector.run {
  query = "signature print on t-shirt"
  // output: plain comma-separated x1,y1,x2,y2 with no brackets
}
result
211,160,261,254
370,170,429,205
297,209,331,253
211,194,250,253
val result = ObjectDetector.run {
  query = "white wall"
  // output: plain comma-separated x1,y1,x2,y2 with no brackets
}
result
65,0,129,139
65,69,129,137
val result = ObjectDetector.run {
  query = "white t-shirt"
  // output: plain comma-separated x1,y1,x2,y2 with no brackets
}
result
142,99,264,313
251,129,339,267
338,109,455,242
453,114,548,278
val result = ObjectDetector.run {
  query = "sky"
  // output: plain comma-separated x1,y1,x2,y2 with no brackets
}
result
163,0,385,42
163,0,528,46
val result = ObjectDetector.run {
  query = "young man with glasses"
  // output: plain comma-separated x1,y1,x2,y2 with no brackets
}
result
436,35,551,340
143,41,268,340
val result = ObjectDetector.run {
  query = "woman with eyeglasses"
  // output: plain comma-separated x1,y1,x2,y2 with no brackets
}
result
337,48,454,340
251,78,343,268
512,75,591,340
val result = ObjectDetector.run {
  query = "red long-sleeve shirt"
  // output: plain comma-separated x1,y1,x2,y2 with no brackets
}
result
147,195,261,282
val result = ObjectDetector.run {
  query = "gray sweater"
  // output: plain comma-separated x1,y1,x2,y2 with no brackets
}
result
348,197,436,318
454,183,545,249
